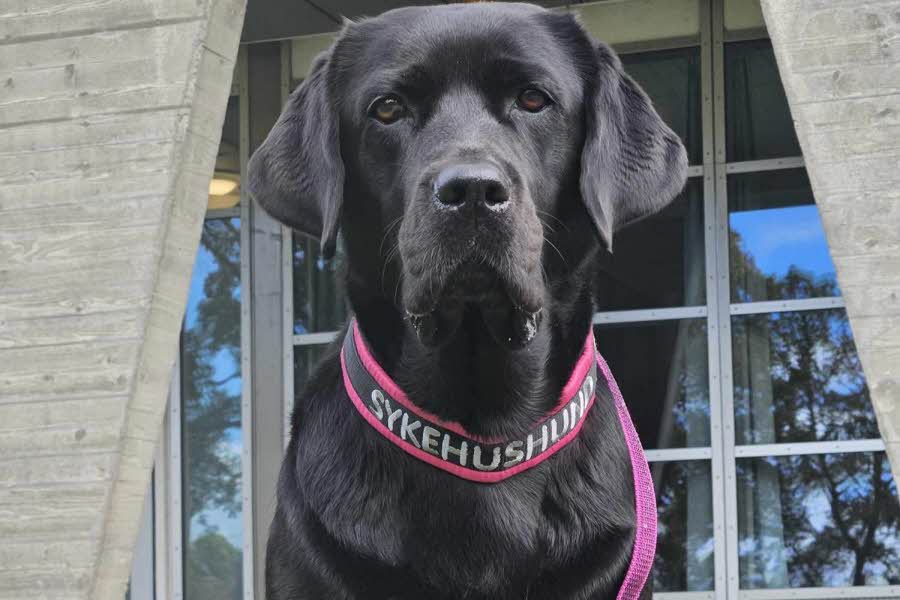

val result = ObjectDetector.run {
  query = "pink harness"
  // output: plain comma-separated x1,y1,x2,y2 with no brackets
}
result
341,320,656,599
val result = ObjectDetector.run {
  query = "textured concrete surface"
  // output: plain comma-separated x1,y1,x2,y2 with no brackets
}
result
762,0,900,486
0,0,246,598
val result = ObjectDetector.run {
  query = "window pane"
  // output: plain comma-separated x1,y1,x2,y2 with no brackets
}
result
181,218,243,600
293,234,348,334
293,344,328,400
596,178,705,311
653,460,715,592
725,39,801,162
595,319,709,449
728,169,838,303
622,46,702,165
208,96,240,210
737,452,900,589
732,309,877,446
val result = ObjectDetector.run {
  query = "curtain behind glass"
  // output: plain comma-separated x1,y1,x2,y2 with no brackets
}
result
725,40,801,162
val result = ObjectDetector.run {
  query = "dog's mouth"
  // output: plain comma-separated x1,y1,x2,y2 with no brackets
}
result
404,260,543,349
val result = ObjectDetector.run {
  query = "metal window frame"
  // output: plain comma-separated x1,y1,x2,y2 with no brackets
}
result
706,3,897,598
593,306,708,324
710,2,743,597
168,356,184,600
281,40,296,448
655,593,717,600
129,475,156,600
293,331,340,346
153,403,170,600
739,585,900,600
725,156,804,173
646,447,713,462
699,3,730,596
237,44,256,600
206,206,241,219
734,439,886,459
729,296,845,315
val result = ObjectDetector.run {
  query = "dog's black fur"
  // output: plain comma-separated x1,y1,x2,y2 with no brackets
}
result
248,4,686,598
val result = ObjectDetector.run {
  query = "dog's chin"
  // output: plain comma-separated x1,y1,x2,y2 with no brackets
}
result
404,262,544,350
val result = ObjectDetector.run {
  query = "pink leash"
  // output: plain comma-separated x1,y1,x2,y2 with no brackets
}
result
341,321,657,596
597,353,657,600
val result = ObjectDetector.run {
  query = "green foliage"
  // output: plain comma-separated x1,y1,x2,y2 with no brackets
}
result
182,219,243,599
185,531,243,600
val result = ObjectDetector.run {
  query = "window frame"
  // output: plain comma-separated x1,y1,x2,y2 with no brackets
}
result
143,47,254,600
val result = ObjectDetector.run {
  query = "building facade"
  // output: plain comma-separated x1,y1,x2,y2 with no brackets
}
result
1,1,897,600
125,2,899,599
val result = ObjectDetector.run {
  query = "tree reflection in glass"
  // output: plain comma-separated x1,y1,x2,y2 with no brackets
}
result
653,461,715,592
733,304,878,446
181,218,242,600
728,169,839,303
738,452,899,588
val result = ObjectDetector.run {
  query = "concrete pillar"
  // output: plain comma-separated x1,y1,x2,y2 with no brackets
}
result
761,0,900,485
0,0,246,598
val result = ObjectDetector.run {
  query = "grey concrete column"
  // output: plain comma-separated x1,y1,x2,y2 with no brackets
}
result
247,41,289,600
0,1,246,598
761,0,900,486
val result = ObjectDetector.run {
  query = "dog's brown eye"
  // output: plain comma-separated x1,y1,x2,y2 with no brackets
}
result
370,96,406,124
517,88,551,112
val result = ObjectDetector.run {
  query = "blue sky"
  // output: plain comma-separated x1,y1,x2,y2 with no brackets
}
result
184,225,244,549
730,205,836,281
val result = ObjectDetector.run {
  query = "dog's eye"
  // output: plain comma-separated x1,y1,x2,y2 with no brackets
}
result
369,96,406,124
516,89,551,113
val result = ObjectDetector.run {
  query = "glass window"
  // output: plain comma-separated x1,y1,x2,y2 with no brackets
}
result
725,39,801,162
208,97,241,210
293,235,348,334
737,452,900,589
622,46,703,165
293,344,328,400
732,309,878,446
596,178,705,311
595,318,709,449
181,218,243,599
728,169,838,303
653,460,715,592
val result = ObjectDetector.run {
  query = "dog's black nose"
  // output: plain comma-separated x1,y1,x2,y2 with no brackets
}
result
433,163,510,210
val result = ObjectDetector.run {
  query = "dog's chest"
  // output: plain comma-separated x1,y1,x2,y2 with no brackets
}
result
294,388,629,592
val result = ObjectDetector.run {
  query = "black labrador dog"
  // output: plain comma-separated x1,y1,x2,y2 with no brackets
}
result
248,3,686,599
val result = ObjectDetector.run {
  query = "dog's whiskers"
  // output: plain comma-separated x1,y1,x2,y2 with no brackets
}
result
380,241,401,299
536,215,556,234
536,209,569,232
378,216,404,257
543,235,567,268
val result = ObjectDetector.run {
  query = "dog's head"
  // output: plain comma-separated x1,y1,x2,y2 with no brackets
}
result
249,3,686,349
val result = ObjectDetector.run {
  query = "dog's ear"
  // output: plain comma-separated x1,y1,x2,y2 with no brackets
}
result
247,50,344,258
580,42,688,251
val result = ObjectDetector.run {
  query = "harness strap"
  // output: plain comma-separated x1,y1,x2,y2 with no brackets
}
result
597,354,658,600
340,319,657,596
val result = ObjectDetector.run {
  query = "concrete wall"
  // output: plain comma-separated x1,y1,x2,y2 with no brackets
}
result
762,0,900,485
0,0,246,598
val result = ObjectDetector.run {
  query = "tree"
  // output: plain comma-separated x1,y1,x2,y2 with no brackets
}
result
181,218,243,599
730,229,899,588
185,531,243,600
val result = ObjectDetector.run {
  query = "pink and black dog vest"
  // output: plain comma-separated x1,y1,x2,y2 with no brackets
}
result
341,320,657,600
